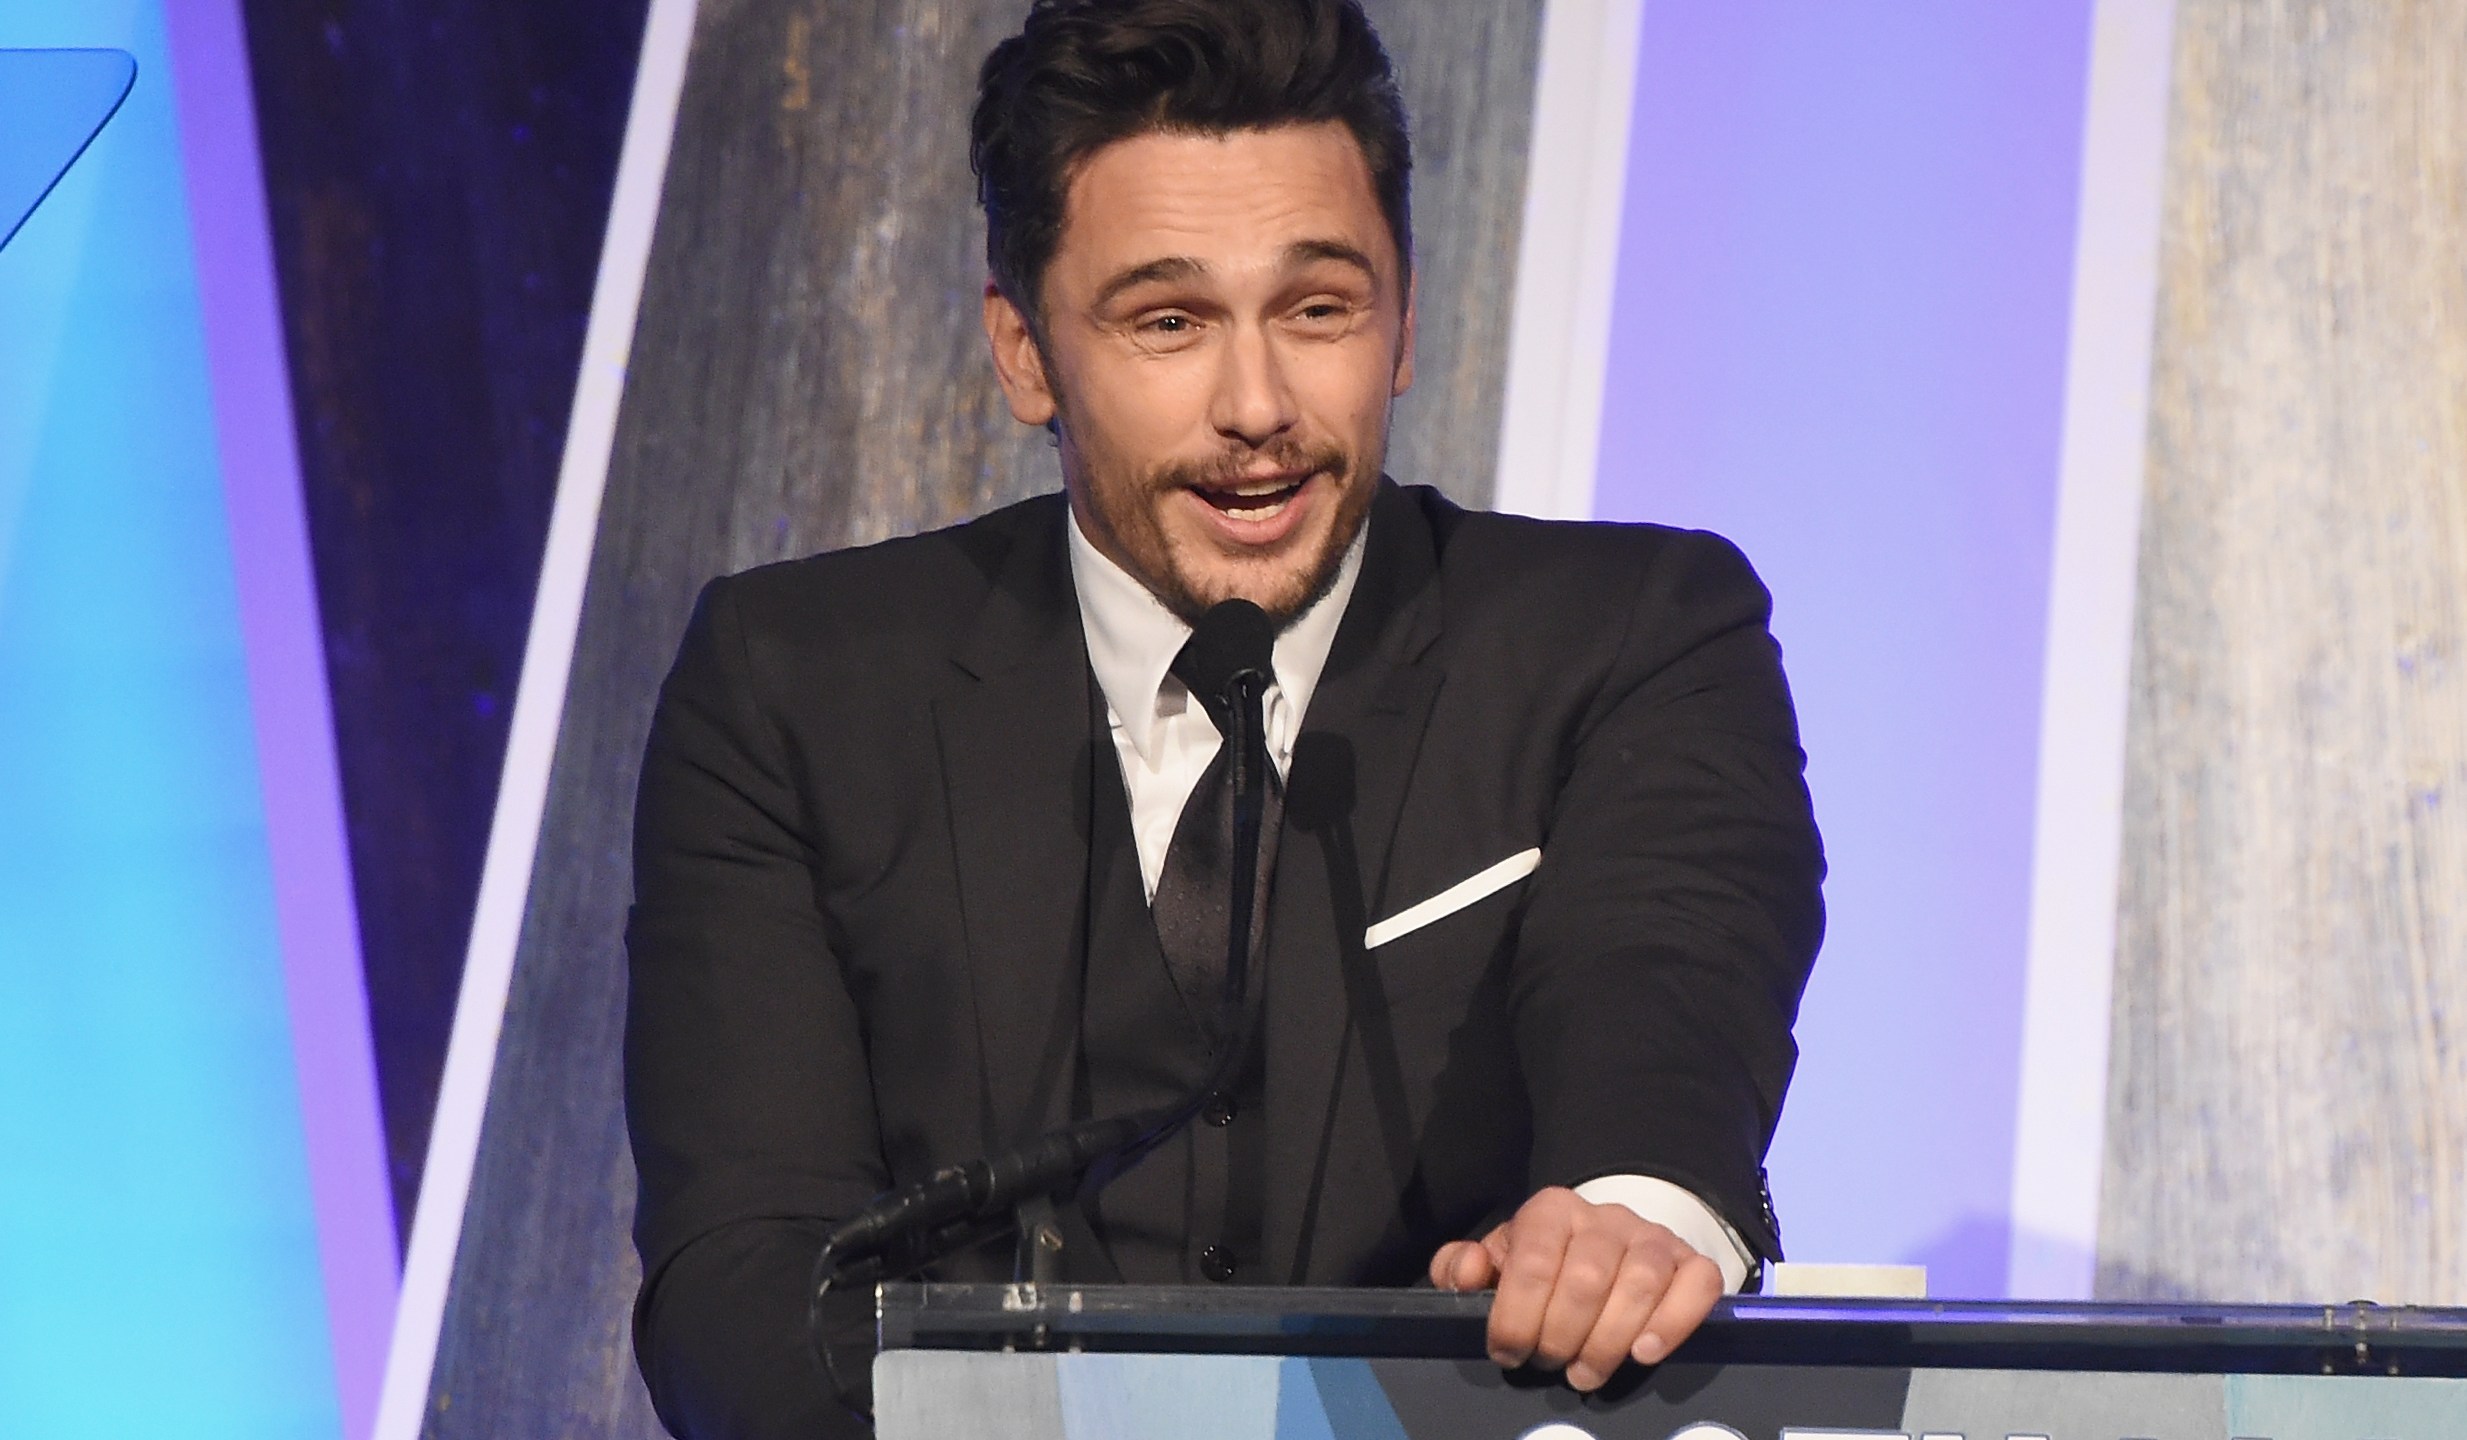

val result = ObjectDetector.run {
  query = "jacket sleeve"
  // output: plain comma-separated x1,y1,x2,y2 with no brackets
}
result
625,575,885,1439
1509,530,1825,1264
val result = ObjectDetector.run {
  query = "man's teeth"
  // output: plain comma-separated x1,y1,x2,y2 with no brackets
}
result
1199,476,1302,521
1214,482,1297,519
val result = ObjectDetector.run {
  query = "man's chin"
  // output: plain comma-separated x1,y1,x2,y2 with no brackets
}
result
1165,542,1350,628
1179,579,1312,627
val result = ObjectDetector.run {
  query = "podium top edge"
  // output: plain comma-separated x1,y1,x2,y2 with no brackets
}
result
876,1283,2467,1376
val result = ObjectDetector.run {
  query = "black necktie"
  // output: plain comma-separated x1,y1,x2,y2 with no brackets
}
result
1150,640,1283,1047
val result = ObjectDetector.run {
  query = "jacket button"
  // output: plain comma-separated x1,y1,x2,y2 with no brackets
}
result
1200,1246,1237,1282
1201,1093,1235,1126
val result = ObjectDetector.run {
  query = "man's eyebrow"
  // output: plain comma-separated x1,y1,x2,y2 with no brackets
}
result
1089,241,1382,310
1283,238,1379,278
1091,255,1206,310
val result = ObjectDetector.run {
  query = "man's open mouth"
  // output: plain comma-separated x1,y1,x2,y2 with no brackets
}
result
1194,473,1310,521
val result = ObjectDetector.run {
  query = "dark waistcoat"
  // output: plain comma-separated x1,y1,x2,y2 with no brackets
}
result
1065,687,1269,1286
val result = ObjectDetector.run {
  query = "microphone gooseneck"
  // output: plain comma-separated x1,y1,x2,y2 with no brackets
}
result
1185,599,1275,1038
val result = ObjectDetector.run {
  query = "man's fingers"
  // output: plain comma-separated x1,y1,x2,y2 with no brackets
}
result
1474,1189,1728,1387
1631,1252,1724,1365
1429,1240,1498,1291
1529,1229,1632,1374
1565,1234,1675,1390
1483,1202,1575,1366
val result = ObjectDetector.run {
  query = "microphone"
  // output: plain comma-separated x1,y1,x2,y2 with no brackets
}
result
803,1111,1161,1427
1176,597,1276,708
810,1109,1159,1286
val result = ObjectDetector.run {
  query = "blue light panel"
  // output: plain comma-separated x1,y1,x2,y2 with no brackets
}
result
0,1,342,1433
0,47,134,250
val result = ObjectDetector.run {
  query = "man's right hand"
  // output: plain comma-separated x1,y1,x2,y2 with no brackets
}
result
1429,1185,1724,1392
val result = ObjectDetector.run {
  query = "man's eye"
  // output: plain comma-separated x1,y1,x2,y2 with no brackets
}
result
1145,314,1194,334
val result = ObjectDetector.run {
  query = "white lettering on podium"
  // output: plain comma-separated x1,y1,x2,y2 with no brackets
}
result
1775,1433,2066,1440
1666,1424,2181,1440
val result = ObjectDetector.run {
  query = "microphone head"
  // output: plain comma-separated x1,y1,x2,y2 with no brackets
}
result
1178,599,1276,702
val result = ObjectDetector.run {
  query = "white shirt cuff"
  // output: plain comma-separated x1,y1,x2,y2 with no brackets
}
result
1572,1173,1755,1294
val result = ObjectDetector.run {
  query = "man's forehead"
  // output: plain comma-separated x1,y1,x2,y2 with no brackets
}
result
1053,122,1395,284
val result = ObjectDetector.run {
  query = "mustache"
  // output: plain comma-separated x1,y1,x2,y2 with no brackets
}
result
1150,439,1351,491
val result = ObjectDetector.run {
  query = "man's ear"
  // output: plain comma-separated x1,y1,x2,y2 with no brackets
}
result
1392,269,1418,397
983,280,1058,427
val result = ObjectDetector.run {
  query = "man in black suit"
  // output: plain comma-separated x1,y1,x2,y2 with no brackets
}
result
624,2,1823,1436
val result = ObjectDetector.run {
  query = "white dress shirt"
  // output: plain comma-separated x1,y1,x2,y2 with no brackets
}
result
1065,512,1754,1292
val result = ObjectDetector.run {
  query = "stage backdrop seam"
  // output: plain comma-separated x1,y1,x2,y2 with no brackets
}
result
368,1,702,1435
2007,0,2178,1302
1490,0,1645,522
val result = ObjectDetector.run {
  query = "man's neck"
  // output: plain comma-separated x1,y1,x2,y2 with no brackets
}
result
1066,508,1368,767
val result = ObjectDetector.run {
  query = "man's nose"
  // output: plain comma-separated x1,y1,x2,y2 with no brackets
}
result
1209,323,1297,447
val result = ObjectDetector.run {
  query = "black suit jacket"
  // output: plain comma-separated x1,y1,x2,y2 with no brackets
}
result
624,481,1824,1439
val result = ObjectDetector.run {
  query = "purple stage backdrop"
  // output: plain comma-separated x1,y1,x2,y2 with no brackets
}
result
1596,0,2097,1294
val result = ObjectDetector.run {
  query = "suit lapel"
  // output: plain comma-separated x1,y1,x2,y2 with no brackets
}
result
933,501,1095,1149
1263,483,1447,1280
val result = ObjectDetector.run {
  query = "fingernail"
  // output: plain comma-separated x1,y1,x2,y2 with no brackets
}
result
1634,1334,1668,1365
1566,1364,1600,1391
1489,1348,1520,1369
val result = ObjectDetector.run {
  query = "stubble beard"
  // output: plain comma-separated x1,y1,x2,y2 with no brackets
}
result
1130,434,1375,629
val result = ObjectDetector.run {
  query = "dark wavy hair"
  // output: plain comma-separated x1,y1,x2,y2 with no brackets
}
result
971,0,1413,321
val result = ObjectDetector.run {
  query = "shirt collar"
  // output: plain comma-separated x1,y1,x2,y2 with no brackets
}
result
1068,506,1367,767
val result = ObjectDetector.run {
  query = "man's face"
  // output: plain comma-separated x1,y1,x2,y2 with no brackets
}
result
984,122,1416,625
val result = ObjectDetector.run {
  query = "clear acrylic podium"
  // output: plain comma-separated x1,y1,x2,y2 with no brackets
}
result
874,1283,2467,1439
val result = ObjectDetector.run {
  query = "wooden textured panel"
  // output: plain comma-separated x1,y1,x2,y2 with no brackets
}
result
1357,0,1542,503
424,1,1540,1432
2100,0,2467,1304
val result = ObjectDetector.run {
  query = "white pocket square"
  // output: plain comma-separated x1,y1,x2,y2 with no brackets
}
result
1363,847,1542,950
